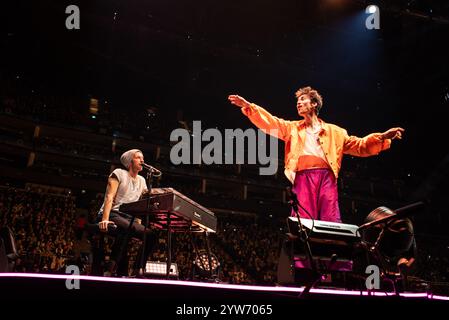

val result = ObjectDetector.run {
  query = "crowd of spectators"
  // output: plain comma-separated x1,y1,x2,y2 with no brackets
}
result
36,136,112,161
1,184,448,290
0,76,175,145
0,186,77,273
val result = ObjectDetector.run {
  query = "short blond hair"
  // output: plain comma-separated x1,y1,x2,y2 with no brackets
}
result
295,86,323,115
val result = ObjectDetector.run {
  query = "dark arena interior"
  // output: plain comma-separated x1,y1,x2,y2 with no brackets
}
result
1,0,448,310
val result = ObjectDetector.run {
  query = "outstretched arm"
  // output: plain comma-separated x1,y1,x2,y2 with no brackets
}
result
380,127,404,140
343,127,404,157
228,94,292,141
228,95,252,109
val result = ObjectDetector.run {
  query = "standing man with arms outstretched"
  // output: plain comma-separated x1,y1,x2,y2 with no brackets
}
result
229,87,404,222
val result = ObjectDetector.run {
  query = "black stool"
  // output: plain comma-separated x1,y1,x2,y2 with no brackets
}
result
86,223,144,277
85,223,121,276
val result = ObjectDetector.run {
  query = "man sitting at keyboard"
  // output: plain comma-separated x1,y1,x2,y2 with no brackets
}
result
98,149,157,277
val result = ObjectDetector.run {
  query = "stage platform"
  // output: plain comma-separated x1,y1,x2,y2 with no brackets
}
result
0,273,448,306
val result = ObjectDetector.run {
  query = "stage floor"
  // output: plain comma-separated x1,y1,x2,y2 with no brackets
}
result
0,272,448,304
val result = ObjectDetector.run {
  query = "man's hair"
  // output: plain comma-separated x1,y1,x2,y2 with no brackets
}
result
295,86,323,115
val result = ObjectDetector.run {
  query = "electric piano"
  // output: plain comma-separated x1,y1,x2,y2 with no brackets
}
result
285,217,361,274
287,217,360,243
120,188,217,233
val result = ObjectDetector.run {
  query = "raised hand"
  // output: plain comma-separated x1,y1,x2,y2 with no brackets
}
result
381,127,405,140
228,95,251,108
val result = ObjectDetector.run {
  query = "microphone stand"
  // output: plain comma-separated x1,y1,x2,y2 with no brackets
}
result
137,168,154,277
286,188,320,298
358,201,424,231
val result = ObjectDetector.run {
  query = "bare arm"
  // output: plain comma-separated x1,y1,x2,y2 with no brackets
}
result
99,176,119,232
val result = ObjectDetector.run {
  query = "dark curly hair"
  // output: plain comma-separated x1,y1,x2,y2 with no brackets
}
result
295,86,323,115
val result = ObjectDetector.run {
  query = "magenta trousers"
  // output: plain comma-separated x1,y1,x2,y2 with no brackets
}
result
291,168,341,222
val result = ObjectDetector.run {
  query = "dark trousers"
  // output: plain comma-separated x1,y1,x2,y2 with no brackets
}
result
106,211,156,276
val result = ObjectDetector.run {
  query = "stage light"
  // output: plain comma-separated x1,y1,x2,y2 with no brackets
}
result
89,98,99,115
367,5,378,14
193,250,220,278
145,261,178,278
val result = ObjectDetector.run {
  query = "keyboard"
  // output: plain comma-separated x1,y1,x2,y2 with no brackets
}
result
120,188,217,233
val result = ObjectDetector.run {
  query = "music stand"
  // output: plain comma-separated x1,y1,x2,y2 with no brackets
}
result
357,201,424,232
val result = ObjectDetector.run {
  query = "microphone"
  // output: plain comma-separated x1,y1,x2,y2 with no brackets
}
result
141,163,162,176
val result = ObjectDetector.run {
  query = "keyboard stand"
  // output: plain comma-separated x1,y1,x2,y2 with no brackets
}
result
166,210,172,279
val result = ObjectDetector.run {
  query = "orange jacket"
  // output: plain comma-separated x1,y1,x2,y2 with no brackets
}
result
241,103,391,183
